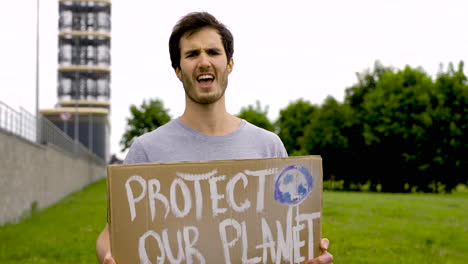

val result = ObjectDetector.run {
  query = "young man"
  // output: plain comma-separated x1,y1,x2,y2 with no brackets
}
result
97,12,333,264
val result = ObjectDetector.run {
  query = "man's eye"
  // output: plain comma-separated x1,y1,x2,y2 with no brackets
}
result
186,52,198,58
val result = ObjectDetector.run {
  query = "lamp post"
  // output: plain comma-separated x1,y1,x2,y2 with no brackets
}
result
35,0,41,143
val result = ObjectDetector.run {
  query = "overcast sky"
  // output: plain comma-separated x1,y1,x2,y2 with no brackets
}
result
1,0,467,159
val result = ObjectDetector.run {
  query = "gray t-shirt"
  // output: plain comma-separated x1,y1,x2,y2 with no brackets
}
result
124,118,288,164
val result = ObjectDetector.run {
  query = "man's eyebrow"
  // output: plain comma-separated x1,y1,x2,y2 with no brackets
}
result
207,47,222,53
183,47,223,57
183,49,200,56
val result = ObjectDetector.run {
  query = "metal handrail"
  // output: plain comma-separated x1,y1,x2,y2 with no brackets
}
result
0,101,33,141
0,101,104,165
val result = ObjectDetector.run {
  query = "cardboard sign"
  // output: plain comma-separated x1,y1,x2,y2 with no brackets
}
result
107,156,322,264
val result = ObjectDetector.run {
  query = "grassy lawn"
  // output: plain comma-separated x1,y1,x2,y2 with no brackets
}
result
323,191,468,264
0,179,108,264
0,179,467,263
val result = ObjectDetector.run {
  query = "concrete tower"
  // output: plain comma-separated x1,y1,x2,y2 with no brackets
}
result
41,0,111,162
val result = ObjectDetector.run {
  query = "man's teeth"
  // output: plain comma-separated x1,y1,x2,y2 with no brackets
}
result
198,75,214,81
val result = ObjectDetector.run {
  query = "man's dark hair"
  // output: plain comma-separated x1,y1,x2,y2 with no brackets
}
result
169,12,234,70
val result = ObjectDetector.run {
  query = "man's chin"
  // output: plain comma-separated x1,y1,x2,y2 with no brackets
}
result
190,97,220,105
186,93,224,105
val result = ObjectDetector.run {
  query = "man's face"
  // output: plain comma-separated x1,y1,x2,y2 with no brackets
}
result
176,27,233,105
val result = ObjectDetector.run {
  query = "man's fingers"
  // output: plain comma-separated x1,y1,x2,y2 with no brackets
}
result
320,238,330,251
305,238,333,264
320,251,333,264
103,253,116,264
304,251,334,264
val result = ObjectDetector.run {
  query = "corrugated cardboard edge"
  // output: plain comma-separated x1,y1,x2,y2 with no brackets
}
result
316,156,323,254
106,165,113,252
107,156,320,169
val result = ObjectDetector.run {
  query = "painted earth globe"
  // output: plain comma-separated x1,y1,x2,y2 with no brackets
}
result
274,165,314,205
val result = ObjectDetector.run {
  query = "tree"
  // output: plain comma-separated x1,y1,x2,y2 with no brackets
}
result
120,98,171,152
345,61,393,110
343,61,467,192
276,99,317,155
237,101,275,132
357,65,436,192
341,62,397,190
276,61,467,192
429,62,468,191
299,97,353,182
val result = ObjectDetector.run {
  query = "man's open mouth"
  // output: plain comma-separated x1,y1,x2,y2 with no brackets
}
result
197,74,215,83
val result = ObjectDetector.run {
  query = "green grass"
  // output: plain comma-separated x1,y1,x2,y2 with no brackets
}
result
0,179,467,263
0,180,108,264
322,192,468,264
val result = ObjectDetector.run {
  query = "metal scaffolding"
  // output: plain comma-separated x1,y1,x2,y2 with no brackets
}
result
40,0,112,162
57,0,111,103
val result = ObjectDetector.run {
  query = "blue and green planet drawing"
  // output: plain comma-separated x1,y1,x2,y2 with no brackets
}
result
274,165,314,206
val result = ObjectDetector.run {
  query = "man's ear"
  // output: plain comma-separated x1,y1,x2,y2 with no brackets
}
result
175,67,182,80
228,58,234,74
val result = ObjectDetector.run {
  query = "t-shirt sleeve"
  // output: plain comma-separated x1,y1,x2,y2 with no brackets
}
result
123,137,149,164
275,135,289,158
278,143,288,157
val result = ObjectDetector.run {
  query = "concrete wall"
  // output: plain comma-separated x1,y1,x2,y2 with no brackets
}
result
0,129,106,225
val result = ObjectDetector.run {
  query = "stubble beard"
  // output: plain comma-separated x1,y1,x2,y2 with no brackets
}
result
182,70,229,105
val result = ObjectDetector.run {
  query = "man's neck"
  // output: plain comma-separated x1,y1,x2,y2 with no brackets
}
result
179,96,241,136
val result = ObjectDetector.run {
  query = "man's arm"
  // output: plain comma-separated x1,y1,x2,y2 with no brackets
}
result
96,224,115,264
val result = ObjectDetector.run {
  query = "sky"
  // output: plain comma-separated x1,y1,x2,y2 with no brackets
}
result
1,0,467,159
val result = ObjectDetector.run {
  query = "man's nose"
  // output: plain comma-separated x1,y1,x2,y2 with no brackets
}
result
198,53,211,68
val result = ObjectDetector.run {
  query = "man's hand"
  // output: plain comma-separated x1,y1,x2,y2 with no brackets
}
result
103,252,116,264
305,238,333,264
97,225,115,264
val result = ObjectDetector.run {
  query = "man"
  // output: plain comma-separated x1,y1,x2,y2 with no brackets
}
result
97,11,333,264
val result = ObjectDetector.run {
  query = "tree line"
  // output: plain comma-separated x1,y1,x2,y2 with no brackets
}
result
121,61,467,193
